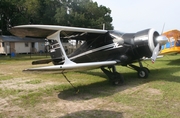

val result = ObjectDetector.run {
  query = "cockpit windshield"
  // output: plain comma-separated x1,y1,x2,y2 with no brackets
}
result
108,30,125,39
108,30,125,44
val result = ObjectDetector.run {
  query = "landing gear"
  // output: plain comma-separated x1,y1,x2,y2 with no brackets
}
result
128,60,150,79
137,67,149,78
101,66,124,85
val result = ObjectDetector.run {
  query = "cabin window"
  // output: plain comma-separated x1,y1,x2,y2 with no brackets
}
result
25,42,29,47
176,40,180,46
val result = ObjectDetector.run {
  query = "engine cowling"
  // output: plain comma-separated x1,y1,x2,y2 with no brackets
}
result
134,29,168,61
110,29,168,62
134,29,159,51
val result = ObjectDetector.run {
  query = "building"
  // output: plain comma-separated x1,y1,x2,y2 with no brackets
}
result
0,35,45,55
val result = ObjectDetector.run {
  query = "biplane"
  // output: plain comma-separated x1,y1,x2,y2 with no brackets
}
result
9,25,168,85
160,29,180,55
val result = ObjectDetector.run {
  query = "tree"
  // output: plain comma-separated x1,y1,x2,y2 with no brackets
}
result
0,0,29,34
23,0,60,24
0,0,113,35
55,0,113,29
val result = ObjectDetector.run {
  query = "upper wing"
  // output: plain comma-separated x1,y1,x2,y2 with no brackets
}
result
9,25,107,38
23,61,117,72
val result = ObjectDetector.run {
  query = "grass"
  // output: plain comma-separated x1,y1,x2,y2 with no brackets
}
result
0,88,24,98
17,92,43,107
0,54,180,117
0,75,12,81
25,80,42,84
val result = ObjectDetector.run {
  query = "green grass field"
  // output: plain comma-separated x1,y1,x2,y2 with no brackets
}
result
0,54,180,118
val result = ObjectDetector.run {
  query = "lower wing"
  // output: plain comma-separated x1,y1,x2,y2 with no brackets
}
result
23,61,117,72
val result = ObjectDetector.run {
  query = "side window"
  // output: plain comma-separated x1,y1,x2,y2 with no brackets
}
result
176,40,180,46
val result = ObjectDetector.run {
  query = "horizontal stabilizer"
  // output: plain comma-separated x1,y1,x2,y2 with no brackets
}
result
23,61,116,72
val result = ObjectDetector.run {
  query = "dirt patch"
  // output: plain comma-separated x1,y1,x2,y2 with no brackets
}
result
33,96,133,118
0,97,9,111
120,84,147,95
143,88,162,95
0,78,60,91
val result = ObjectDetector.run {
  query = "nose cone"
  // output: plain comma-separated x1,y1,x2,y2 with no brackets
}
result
155,35,168,45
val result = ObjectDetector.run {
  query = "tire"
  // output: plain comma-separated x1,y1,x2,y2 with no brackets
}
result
137,67,149,78
143,67,150,73
112,72,124,85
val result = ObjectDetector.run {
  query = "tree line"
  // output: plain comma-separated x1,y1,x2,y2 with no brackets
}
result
0,0,114,35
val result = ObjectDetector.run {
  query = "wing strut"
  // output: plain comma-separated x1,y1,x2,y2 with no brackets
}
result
47,30,76,65
62,71,79,94
47,30,79,93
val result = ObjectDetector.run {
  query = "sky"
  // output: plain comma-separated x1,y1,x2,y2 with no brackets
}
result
94,0,180,33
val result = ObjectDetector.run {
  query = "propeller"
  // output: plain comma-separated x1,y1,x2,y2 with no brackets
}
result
151,35,168,63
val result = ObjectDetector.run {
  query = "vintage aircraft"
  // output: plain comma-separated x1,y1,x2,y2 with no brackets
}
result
9,25,168,85
160,29,180,55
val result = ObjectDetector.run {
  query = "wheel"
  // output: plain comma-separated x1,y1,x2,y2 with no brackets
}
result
143,67,150,73
137,67,149,78
111,72,124,85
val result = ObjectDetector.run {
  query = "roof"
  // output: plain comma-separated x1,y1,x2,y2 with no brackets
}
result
0,35,45,42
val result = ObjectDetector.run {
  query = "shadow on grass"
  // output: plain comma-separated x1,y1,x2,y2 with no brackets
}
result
58,70,147,101
148,66,180,81
59,110,123,118
167,58,180,65
58,66,180,101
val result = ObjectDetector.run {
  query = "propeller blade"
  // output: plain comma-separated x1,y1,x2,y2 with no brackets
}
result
151,35,168,63
151,43,160,63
